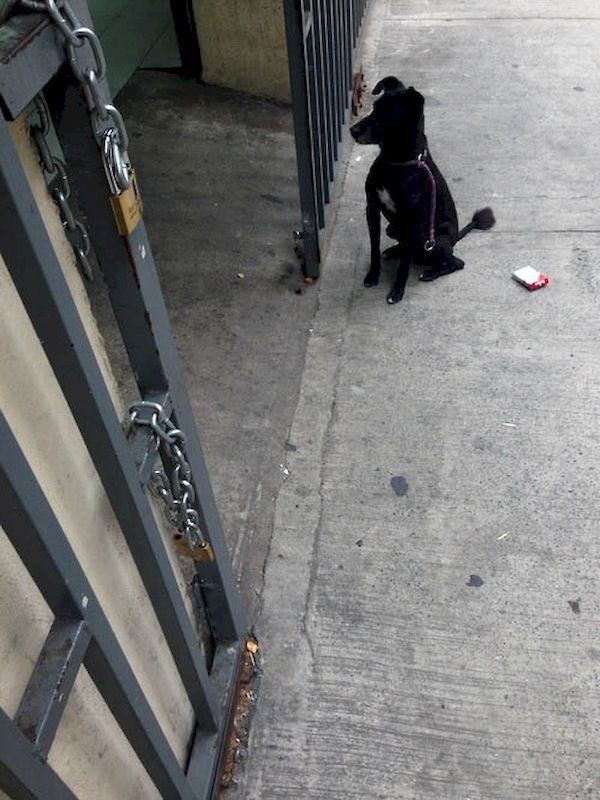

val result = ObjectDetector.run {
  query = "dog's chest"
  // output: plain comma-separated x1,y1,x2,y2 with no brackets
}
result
377,187,396,213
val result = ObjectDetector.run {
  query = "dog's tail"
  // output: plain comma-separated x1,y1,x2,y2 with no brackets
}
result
456,207,495,242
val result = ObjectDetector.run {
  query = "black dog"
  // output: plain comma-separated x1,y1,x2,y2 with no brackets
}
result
350,76,495,304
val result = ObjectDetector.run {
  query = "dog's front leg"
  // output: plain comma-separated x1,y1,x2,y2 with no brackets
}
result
387,256,410,304
364,193,381,287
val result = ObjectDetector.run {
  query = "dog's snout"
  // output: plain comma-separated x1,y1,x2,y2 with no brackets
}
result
350,121,362,141
351,118,375,144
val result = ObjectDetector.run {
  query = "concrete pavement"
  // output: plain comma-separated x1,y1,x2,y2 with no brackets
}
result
237,1,600,797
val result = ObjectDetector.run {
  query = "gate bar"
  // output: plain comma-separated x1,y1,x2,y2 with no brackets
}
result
47,0,245,645
285,0,370,279
0,113,220,733
283,0,320,277
15,618,92,758
0,11,65,119
0,709,78,800
0,412,197,800
49,80,247,644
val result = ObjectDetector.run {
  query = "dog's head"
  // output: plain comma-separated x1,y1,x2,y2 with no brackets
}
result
350,77,425,149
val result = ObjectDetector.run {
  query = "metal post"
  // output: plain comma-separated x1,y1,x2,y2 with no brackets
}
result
283,0,320,277
46,0,246,647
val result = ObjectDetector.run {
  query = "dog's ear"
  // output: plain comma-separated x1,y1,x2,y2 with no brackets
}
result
372,76,405,96
406,86,425,117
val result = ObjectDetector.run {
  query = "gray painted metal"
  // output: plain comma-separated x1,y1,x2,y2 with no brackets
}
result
0,709,78,800
186,642,242,798
127,390,172,485
1,3,246,794
0,11,65,118
0,412,197,800
284,0,368,278
0,112,220,734
47,2,246,644
15,618,91,758
46,0,246,647
283,0,321,276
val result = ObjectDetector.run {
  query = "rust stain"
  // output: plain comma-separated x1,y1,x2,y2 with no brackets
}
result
352,67,366,117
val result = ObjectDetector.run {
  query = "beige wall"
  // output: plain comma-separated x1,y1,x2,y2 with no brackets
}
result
0,119,195,797
193,0,291,103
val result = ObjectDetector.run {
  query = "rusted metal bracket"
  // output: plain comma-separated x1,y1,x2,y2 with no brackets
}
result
352,65,366,117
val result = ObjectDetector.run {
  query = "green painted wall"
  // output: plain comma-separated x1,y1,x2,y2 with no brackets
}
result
193,0,291,103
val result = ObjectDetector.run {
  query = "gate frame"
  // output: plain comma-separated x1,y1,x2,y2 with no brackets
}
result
284,0,369,279
0,3,246,798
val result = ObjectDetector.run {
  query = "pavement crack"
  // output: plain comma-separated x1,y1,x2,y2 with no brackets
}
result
299,243,361,668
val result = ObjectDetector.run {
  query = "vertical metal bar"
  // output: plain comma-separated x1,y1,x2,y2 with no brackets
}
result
0,412,197,800
339,0,348,101
15,619,91,758
50,76,247,642
0,710,78,800
313,0,333,192
283,0,320,277
47,0,246,647
336,0,347,106
324,0,341,153
316,0,336,180
342,0,352,100
0,113,220,733
186,641,242,798
168,0,203,78
305,26,325,227
332,0,344,135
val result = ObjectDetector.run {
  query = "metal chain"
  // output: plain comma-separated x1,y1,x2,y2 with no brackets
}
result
30,95,93,280
16,0,131,196
129,401,212,560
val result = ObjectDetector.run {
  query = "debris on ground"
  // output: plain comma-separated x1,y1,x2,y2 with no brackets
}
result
512,266,549,291
219,637,261,794
467,574,484,588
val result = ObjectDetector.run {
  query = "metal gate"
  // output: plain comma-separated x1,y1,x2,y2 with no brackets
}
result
0,2,245,798
284,0,370,279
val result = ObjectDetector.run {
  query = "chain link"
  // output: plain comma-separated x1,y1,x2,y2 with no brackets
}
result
30,95,93,281
17,0,131,194
14,0,140,276
130,401,212,560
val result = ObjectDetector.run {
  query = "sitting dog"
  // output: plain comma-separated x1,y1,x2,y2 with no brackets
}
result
350,76,495,304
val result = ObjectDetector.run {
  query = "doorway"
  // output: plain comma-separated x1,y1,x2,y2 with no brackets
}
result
87,0,200,96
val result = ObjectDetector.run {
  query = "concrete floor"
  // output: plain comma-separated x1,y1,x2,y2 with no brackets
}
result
234,1,600,798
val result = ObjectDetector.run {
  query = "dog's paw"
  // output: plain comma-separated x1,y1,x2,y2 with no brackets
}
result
364,270,380,288
419,258,465,282
386,287,405,304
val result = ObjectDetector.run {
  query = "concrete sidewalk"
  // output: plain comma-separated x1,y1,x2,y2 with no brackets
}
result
237,1,600,798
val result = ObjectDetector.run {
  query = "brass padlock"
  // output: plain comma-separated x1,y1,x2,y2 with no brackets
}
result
172,534,215,563
110,170,143,236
